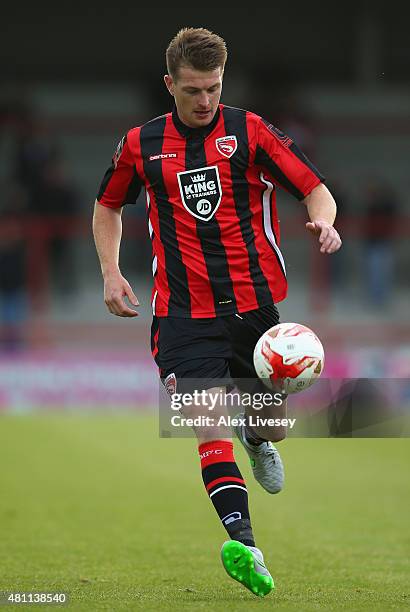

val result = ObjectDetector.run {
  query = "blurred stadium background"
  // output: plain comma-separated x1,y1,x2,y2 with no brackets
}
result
1,3,409,609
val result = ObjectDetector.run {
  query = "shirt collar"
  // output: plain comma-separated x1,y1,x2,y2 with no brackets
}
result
172,105,221,139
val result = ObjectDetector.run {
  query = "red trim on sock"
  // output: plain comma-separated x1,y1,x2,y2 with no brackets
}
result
198,440,235,469
206,476,245,491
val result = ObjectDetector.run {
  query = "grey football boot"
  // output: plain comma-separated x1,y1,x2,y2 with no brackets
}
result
234,413,284,494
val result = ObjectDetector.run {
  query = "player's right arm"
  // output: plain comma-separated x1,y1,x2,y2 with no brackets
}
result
93,203,139,317
93,131,143,317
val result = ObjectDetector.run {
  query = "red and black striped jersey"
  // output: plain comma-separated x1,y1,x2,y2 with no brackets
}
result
97,104,324,318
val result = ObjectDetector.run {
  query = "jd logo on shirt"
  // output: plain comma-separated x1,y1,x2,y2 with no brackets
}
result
177,166,222,221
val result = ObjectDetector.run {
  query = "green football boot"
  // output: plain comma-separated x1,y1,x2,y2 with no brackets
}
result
221,540,274,597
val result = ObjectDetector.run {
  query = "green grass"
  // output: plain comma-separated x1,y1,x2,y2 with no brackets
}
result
0,414,409,611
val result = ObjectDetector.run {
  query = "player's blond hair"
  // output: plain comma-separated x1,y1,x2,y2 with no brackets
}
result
166,27,227,80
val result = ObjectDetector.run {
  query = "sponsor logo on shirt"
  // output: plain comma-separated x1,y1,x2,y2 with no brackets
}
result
177,166,222,221
149,153,178,161
215,135,238,158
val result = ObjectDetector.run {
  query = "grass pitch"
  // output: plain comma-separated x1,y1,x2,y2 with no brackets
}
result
0,414,409,611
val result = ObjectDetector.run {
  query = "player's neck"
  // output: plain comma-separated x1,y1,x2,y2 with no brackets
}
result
172,105,221,137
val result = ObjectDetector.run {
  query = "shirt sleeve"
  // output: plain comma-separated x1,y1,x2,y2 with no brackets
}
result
97,132,143,208
254,117,325,200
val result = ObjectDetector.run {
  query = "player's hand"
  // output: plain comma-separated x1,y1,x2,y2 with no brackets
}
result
306,220,342,254
103,272,140,317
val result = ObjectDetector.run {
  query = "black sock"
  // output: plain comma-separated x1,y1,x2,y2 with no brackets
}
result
199,440,255,546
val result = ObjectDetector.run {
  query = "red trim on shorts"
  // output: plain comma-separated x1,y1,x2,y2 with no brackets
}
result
152,329,159,358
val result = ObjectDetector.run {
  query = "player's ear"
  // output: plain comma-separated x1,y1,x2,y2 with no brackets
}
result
164,74,174,96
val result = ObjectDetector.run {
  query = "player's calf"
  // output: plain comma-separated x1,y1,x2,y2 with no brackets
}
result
178,385,233,442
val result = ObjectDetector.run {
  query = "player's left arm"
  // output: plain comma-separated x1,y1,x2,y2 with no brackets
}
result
303,183,342,254
254,116,342,255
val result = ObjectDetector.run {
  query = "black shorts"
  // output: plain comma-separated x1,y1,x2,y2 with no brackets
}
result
151,304,280,393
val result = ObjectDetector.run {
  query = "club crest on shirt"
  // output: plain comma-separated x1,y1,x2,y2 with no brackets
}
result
177,166,222,222
215,135,237,158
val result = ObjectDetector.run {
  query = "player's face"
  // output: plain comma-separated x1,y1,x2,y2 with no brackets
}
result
164,66,223,128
